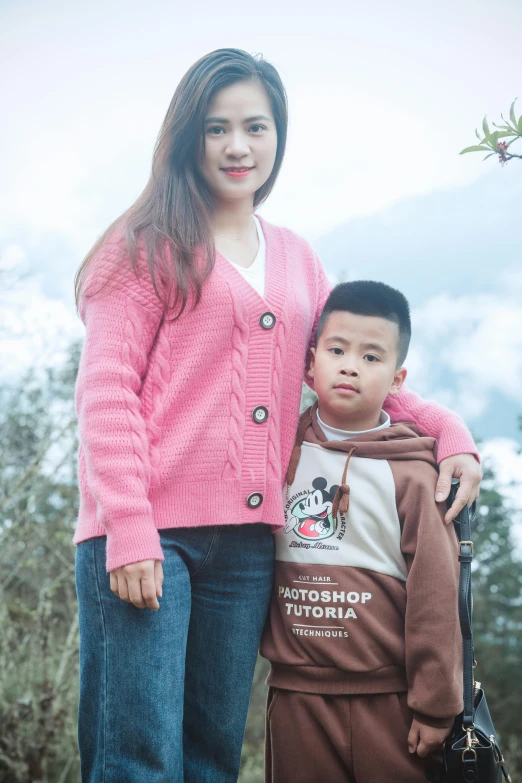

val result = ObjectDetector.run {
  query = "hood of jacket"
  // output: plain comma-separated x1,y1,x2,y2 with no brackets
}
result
286,403,439,519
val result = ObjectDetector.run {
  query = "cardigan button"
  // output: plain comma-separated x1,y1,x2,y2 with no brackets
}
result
260,312,276,330
247,492,263,509
252,406,269,424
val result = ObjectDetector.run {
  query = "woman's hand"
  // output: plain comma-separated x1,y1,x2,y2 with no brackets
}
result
110,559,164,611
408,718,450,758
435,454,483,524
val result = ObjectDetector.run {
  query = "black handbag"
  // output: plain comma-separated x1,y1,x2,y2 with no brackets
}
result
439,481,511,783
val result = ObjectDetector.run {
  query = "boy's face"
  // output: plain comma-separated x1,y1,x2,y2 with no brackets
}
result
309,311,407,431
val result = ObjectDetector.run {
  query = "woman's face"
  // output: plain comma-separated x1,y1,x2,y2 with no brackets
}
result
200,80,278,207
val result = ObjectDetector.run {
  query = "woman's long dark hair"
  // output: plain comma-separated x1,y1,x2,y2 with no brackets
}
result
75,48,288,317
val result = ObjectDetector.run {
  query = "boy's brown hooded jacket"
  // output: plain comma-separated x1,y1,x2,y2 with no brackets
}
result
260,404,463,729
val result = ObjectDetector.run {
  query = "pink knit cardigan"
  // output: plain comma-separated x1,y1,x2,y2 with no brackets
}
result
74,217,478,571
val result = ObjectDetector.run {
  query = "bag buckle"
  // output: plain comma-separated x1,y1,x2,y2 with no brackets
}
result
459,540,474,556
461,726,478,763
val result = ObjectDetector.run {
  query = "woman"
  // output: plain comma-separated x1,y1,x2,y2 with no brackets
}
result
74,48,481,782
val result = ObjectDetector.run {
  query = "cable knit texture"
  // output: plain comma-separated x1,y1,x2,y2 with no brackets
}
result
74,216,479,572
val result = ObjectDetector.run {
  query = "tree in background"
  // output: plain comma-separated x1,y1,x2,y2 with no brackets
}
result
471,464,522,771
0,346,81,783
461,99,522,165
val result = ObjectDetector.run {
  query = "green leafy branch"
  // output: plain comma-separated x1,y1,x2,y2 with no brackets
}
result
460,98,522,165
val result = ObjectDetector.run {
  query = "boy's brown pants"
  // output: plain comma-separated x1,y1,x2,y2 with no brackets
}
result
265,688,435,783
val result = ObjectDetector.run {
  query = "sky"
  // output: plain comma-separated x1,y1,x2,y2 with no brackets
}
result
1,0,522,248
1,0,522,519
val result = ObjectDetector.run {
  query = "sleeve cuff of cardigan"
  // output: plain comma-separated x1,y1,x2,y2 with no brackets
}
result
436,426,480,464
412,710,454,729
105,515,165,572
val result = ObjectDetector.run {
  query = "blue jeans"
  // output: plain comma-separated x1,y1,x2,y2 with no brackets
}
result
75,524,274,783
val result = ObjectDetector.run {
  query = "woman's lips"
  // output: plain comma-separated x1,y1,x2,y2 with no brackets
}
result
221,167,254,178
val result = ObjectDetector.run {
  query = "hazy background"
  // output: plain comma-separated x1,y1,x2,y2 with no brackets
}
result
1,3,522,780
1,0,521,502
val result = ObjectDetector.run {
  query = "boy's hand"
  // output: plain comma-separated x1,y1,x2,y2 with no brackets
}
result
436,454,482,524
408,718,450,758
110,559,164,611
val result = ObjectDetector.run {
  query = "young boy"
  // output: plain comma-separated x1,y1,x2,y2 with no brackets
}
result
260,281,462,783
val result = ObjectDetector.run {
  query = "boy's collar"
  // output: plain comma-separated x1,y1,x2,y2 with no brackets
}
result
310,401,327,442
307,402,438,457
285,401,439,489
316,407,390,439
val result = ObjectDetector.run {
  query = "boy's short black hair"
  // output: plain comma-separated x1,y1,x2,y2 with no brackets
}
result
315,280,411,366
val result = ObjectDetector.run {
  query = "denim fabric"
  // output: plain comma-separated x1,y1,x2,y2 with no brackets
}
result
75,524,275,783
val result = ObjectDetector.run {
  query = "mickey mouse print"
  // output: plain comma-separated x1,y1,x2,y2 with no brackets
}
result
284,477,347,543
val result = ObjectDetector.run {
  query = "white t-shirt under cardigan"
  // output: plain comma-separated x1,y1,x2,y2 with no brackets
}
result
226,215,266,298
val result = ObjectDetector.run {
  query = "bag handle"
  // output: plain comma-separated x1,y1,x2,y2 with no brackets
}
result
448,479,476,729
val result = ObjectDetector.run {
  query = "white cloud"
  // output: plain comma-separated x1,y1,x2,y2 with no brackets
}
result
480,438,522,551
481,439,522,502
0,244,26,272
407,271,522,421
2,0,522,243
0,245,83,382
